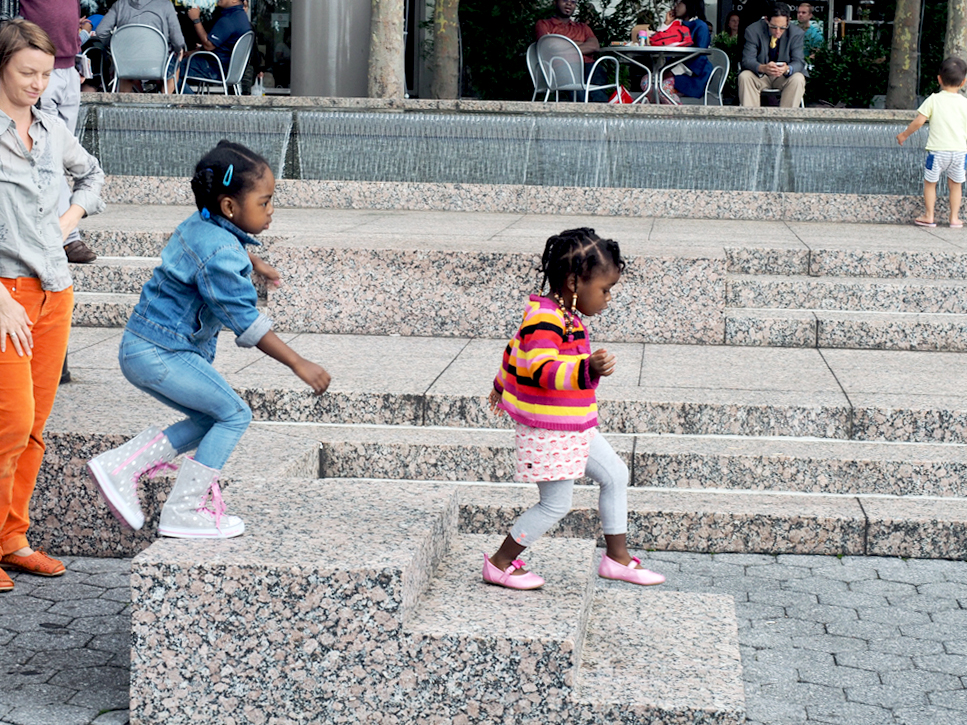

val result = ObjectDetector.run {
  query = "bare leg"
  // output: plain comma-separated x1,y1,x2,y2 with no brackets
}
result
920,180,938,224
489,535,528,575
949,180,963,226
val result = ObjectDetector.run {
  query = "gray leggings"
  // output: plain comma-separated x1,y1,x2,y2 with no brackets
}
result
510,433,628,547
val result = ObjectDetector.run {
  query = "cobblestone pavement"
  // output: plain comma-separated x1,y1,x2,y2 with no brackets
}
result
4,551,967,724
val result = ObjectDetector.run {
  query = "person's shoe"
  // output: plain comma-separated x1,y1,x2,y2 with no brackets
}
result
158,457,245,539
482,554,545,590
0,568,13,591
0,551,65,577
598,554,665,586
63,239,97,263
87,426,178,531
60,356,71,385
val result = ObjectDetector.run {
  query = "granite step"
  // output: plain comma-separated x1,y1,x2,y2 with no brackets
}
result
59,330,967,444
727,273,967,314
402,534,598,719
575,589,744,724
456,482,967,560
725,307,967,351
311,423,967,497
129,477,459,724
70,256,158,295
726,244,967,279
72,291,137,328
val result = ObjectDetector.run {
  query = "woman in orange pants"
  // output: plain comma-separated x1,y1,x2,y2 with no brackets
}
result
0,19,104,591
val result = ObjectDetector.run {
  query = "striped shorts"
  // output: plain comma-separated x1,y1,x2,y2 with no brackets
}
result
924,151,967,184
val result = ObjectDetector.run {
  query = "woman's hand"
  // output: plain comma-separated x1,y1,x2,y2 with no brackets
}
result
248,252,281,288
58,204,86,242
293,358,331,394
0,288,33,356
488,388,504,416
589,348,616,378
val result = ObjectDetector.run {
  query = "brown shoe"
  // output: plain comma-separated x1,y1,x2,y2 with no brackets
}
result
64,239,97,263
0,551,66,577
0,568,12,591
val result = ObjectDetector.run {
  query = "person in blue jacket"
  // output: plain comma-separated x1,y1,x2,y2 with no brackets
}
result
661,0,712,103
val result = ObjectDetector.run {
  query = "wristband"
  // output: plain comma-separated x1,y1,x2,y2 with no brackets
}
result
192,17,202,24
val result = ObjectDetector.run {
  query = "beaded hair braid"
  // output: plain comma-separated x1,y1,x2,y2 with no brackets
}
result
190,140,270,219
539,227,625,338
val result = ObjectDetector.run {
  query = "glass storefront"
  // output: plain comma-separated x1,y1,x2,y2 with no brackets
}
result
249,0,291,92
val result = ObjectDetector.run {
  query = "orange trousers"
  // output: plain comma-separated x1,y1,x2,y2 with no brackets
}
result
0,277,73,555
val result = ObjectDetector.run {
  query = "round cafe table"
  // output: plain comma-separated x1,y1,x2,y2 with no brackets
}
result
593,45,711,104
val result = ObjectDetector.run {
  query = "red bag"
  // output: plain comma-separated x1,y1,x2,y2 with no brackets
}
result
648,20,693,47
608,86,635,104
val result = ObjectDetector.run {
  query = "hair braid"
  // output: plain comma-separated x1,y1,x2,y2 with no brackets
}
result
539,227,626,296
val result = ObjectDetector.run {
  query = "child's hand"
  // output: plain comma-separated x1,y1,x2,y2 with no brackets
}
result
488,388,504,416
896,133,906,146
248,252,281,288
589,348,616,378
293,359,331,394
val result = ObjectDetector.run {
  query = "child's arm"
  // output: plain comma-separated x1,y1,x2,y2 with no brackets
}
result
248,251,281,288
897,113,928,145
256,331,331,394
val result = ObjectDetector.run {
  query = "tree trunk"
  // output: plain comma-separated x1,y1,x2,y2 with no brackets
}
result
885,0,921,109
367,0,406,98
430,0,460,99
947,0,967,96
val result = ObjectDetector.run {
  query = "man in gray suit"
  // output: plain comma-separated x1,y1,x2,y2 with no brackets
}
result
738,2,807,107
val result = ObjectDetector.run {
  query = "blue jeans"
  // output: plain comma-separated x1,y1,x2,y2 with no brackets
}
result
118,332,252,469
179,54,222,94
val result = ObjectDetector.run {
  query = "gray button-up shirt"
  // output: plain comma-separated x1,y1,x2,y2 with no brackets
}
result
0,107,104,291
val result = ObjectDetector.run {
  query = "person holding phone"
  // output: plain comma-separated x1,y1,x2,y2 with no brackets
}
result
737,1,807,108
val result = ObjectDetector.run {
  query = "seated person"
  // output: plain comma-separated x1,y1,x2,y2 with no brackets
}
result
738,2,807,108
796,2,824,59
657,0,712,104
535,0,609,102
181,0,251,94
96,0,185,93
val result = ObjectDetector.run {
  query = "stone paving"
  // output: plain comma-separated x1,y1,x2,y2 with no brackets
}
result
3,551,967,724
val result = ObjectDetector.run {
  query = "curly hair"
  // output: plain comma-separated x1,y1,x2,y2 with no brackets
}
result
539,227,625,296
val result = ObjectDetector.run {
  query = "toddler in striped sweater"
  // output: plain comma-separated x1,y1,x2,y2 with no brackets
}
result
483,228,665,590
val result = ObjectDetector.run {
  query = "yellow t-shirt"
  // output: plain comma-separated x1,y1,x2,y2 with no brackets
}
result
917,91,967,152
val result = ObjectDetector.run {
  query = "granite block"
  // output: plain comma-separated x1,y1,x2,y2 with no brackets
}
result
634,435,967,497
69,258,158,295
815,311,967,352
807,247,967,280
862,497,967,559
401,535,596,716
72,292,137,328
724,243,810,276
456,485,868,556
724,308,817,347
130,478,458,725
576,590,745,724
728,274,967,314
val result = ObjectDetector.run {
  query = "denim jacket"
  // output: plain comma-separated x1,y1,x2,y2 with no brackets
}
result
125,211,272,361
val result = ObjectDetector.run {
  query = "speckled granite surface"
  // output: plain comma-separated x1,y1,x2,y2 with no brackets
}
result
101,175,951,225
577,590,744,724
130,478,458,724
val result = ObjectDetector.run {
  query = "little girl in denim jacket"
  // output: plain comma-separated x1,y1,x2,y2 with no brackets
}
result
88,140,330,539
483,228,664,590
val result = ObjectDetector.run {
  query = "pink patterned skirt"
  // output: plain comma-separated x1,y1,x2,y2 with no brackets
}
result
514,423,596,483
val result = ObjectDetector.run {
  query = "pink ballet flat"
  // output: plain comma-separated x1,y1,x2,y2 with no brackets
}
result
598,554,665,586
482,554,545,590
